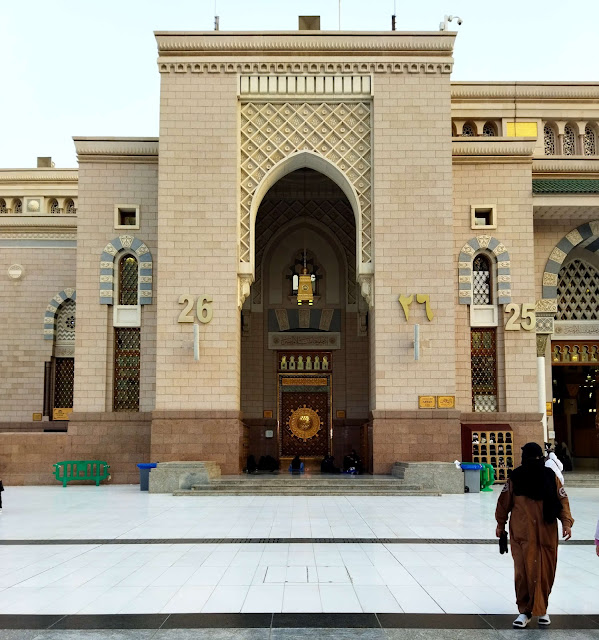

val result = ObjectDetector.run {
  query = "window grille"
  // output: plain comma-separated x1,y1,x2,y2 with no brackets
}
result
114,328,140,412
49,199,60,215
482,122,496,137
14,199,22,214
65,199,76,214
462,123,475,137
0,199,7,214
119,255,138,305
584,125,596,155
563,125,576,155
557,259,599,321
471,328,498,412
53,358,74,409
56,299,76,343
473,255,491,305
544,124,556,155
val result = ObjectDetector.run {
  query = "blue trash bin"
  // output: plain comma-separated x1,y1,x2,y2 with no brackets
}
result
460,463,482,493
136,463,157,491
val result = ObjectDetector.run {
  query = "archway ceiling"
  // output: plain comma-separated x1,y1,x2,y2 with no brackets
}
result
254,170,356,307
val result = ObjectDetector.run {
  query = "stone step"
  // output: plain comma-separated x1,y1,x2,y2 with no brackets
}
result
175,488,440,496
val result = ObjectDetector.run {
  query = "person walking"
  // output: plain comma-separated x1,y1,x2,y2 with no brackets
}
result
595,517,599,557
495,442,574,628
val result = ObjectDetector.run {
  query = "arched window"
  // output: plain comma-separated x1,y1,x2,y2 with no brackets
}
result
49,199,60,215
482,122,496,137
118,255,138,305
557,259,599,321
65,199,76,215
53,298,76,414
584,124,597,156
473,254,492,305
462,122,476,137
544,124,556,155
563,125,576,155
0,199,7,214
14,199,22,214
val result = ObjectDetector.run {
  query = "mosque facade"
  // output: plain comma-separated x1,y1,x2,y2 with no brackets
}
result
1,27,598,483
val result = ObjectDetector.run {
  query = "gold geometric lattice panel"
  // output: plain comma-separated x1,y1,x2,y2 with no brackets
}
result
557,259,599,321
240,102,372,264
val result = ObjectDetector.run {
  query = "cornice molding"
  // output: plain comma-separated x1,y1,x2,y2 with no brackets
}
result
452,138,535,158
0,170,77,183
155,32,456,56
532,158,599,176
73,138,159,161
159,61,453,75
0,216,77,229
0,231,76,239
451,82,599,102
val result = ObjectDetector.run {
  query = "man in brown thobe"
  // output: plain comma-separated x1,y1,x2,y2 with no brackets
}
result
496,442,574,627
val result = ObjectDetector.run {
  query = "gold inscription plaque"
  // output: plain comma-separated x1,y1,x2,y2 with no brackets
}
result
53,408,73,421
282,377,327,386
289,406,321,440
437,396,456,409
418,396,436,409
32,413,42,421
546,402,553,417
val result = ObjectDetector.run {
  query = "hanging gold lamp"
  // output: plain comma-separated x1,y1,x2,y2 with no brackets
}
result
297,267,314,306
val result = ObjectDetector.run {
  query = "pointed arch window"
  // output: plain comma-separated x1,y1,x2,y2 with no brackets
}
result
0,199,7,214
473,254,492,305
462,123,475,137
584,125,597,156
563,125,576,155
65,199,76,215
118,255,138,305
544,124,556,155
14,199,22,214
49,199,60,215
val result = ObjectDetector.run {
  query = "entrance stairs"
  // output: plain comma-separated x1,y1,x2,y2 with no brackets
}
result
173,474,441,496
563,471,599,488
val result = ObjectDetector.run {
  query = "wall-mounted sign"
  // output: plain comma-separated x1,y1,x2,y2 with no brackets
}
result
53,408,73,421
32,413,42,421
546,402,553,416
505,303,535,331
336,410,346,419
437,396,456,409
399,294,434,322
263,410,273,419
418,396,436,409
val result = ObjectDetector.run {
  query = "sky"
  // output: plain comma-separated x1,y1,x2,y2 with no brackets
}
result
1,0,598,168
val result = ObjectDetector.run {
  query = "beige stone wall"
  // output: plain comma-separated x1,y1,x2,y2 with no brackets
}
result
453,161,538,413
0,248,75,421
74,162,158,413
155,72,239,411
371,72,455,410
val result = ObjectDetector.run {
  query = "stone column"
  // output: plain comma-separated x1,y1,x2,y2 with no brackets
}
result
153,67,243,474
369,68,459,472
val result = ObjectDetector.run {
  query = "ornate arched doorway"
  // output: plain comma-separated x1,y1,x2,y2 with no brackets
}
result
240,168,370,471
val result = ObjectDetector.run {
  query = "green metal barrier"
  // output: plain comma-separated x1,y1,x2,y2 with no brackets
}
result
53,460,110,488
480,463,495,492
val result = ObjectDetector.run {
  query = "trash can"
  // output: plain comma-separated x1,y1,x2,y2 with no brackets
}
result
136,463,157,491
460,463,482,493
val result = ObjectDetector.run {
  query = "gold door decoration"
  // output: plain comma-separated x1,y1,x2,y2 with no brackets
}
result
289,406,321,441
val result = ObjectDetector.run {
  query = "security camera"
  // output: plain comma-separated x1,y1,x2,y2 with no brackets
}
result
456,18,463,25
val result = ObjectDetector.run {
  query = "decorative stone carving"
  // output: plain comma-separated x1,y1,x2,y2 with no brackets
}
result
554,321,599,337
543,272,558,286
549,247,567,264
240,75,372,97
238,274,253,309
535,315,554,334
120,235,134,248
43,289,76,341
275,309,290,331
358,274,374,308
536,334,549,357
269,332,341,350
565,229,584,246
240,101,372,265
536,299,557,313
477,235,491,249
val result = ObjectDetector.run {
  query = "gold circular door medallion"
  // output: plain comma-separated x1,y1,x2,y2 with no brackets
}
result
288,405,321,440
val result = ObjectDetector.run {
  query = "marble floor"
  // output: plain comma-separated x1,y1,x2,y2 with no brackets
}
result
0,485,597,620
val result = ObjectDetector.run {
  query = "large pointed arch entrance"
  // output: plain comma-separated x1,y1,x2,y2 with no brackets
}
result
240,162,371,471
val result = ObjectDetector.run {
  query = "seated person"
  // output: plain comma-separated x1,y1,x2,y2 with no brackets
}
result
246,455,258,474
321,455,339,474
290,455,303,473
